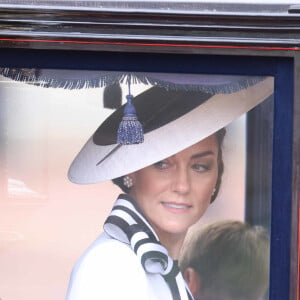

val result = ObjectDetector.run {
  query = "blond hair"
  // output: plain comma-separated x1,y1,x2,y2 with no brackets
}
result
179,220,270,300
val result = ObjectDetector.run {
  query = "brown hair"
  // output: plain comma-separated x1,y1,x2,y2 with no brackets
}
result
179,220,270,300
112,127,226,203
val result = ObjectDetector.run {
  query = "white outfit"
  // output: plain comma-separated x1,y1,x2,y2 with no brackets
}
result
66,232,173,300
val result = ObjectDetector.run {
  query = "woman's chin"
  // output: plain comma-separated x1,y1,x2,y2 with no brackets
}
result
154,221,193,237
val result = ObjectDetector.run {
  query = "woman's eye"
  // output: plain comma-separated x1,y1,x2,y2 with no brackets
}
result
154,161,169,169
192,163,210,172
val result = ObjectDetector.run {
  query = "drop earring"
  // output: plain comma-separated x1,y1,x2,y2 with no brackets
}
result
123,175,133,189
210,187,217,203
211,187,216,197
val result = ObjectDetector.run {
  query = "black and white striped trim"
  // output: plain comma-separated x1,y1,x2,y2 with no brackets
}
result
104,194,194,300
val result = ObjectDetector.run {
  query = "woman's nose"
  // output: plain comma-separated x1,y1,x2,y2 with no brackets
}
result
172,168,190,194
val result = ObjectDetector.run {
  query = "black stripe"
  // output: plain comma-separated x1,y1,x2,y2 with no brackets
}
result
188,290,194,300
105,215,129,232
165,277,181,300
117,194,143,214
113,205,141,224
162,261,180,281
113,204,157,241
141,251,168,270
105,194,194,300
133,237,153,253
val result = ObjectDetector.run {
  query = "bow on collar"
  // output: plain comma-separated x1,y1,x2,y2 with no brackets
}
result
104,194,194,300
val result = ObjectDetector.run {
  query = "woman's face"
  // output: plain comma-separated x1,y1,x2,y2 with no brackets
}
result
129,134,219,240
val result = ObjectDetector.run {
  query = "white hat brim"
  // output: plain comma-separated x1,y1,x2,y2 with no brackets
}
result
68,77,274,184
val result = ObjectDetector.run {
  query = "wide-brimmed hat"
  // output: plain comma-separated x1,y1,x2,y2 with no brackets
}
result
68,75,273,184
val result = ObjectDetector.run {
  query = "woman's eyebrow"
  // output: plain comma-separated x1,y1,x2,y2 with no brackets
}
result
191,151,215,159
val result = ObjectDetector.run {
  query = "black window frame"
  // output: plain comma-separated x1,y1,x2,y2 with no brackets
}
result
0,2,298,299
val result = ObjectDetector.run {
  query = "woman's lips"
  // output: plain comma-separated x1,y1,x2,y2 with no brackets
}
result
161,202,191,212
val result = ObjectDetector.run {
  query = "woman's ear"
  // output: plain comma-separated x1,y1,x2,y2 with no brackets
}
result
183,267,201,299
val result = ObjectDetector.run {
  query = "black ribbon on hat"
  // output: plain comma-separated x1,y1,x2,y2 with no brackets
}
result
94,86,213,166
104,194,194,300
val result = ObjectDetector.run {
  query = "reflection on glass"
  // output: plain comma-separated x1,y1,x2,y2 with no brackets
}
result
0,70,273,300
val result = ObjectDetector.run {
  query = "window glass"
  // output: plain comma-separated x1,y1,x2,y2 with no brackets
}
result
0,70,273,300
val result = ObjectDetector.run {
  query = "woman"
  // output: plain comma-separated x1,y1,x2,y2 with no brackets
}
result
66,76,273,300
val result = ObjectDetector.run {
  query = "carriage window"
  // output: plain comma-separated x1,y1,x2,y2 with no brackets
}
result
0,70,274,299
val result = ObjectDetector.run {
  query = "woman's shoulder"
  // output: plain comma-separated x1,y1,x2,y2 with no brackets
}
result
66,232,149,300
78,232,138,263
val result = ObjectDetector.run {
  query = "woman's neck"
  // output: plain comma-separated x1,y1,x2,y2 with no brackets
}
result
153,226,187,259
